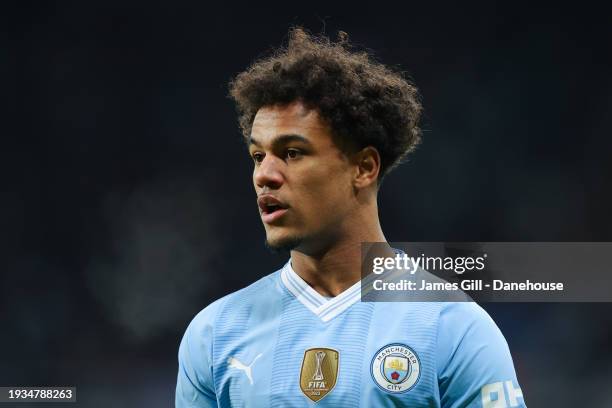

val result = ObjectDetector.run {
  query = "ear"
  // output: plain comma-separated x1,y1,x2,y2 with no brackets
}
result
352,146,381,189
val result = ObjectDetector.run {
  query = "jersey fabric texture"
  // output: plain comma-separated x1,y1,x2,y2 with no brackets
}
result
176,261,526,407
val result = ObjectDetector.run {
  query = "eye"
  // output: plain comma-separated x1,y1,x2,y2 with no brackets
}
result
286,148,302,160
252,152,264,164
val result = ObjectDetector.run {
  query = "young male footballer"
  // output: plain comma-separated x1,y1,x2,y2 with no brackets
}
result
176,28,526,407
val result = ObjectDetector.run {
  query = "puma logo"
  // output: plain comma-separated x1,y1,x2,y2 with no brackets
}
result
227,353,263,385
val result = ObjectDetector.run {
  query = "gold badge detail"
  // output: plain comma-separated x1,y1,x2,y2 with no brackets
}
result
299,348,339,402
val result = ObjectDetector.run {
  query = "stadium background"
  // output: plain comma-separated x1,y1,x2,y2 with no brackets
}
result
4,2,612,406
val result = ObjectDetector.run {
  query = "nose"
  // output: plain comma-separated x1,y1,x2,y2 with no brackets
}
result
254,155,284,189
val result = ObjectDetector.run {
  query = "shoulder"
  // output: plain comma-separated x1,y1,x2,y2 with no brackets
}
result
439,301,497,324
437,302,506,346
186,268,283,334
435,303,525,406
436,301,516,381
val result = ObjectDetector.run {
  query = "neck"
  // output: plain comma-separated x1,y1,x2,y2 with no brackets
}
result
289,207,392,297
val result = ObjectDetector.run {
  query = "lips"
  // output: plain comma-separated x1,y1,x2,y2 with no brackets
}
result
257,195,289,224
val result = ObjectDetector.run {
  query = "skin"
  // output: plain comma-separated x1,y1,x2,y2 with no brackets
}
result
249,100,395,296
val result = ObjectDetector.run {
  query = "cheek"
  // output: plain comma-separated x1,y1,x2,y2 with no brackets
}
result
300,171,353,215
289,154,354,219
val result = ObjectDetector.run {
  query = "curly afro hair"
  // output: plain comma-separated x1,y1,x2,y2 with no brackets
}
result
228,27,422,179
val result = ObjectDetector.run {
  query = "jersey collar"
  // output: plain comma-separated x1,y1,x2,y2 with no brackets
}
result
280,261,362,322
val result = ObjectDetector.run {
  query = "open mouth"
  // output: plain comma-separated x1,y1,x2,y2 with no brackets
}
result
258,196,289,224
262,203,283,215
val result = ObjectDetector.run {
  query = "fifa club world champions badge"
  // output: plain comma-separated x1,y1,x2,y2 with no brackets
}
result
299,348,339,402
371,343,421,393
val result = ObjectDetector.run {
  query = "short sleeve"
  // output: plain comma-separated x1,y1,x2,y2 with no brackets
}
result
176,299,224,408
436,302,526,408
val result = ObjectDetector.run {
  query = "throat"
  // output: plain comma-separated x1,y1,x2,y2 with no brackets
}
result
290,248,362,297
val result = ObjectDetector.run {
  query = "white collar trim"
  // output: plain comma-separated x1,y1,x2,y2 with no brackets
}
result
280,261,363,322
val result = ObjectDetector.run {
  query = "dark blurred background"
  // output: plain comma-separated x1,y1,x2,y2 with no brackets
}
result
3,2,612,407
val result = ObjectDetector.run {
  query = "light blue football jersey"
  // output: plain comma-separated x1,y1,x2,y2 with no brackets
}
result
176,260,526,407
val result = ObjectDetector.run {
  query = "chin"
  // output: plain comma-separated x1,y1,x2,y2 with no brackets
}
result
264,233,303,253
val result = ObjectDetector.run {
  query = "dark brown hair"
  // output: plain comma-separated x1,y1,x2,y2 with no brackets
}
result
229,27,422,178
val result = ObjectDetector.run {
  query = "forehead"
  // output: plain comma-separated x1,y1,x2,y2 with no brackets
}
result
250,101,332,144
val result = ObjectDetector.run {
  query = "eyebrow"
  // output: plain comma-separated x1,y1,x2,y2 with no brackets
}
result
248,133,312,148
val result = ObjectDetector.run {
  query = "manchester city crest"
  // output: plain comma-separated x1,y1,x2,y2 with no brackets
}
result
371,343,421,393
